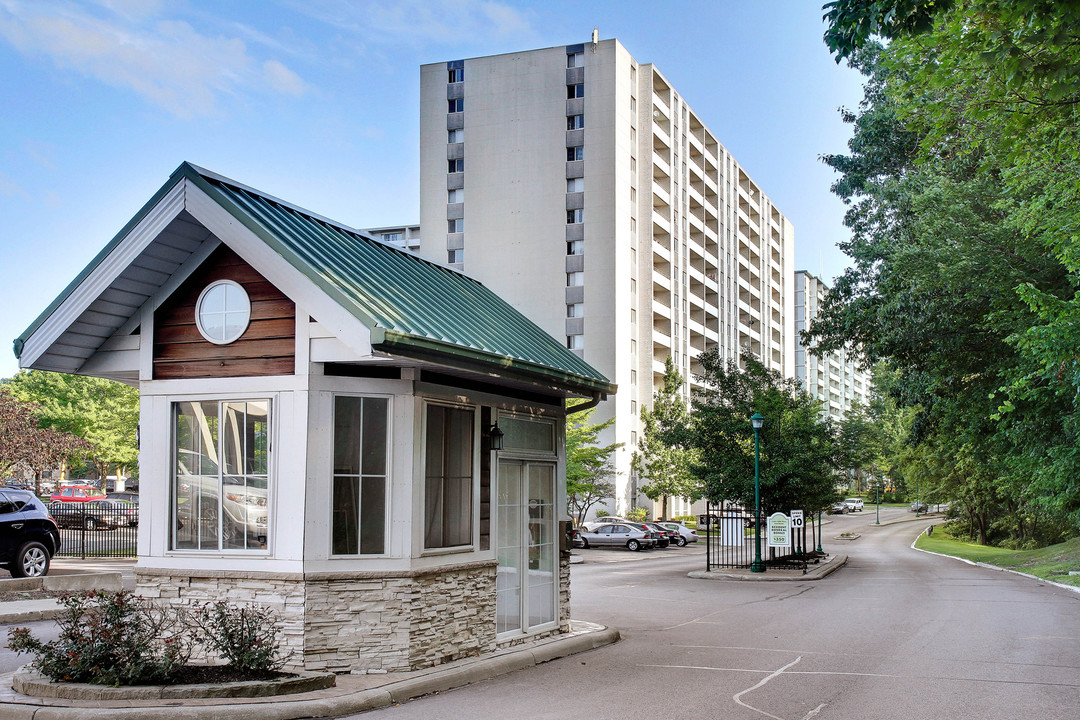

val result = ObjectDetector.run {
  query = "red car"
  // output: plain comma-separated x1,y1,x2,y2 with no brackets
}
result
49,485,107,503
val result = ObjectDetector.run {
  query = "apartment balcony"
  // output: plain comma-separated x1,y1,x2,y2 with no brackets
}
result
653,358,668,376
652,93,671,124
652,124,672,155
652,210,672,236
687,209,704,233
653,183,672,210
687,129,704,156
652,301,672,321
652,241,672,264
652,269,672,292
653,153,672,180
653,329,672,350
688,182,705,208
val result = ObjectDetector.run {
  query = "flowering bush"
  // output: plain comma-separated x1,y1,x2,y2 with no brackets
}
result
191,601,292,673
6,590,190,685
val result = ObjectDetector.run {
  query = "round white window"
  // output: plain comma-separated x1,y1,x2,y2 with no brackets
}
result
195,280,251,344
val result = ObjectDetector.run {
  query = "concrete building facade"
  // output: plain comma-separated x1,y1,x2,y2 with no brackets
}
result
417,38,795,518
795,270,870,421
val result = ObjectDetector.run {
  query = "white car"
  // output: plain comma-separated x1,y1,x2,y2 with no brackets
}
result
843,498,864,512
582,515,627,531
658,521,699,546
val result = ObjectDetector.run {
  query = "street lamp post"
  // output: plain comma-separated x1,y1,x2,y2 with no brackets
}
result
876,480,880,525
750,413,766,573
816,510,823,553
915,480,921,518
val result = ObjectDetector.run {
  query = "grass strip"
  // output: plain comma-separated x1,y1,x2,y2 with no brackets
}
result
915,532,1080,588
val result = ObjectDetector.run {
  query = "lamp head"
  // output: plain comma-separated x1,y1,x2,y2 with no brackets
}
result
751,413,764,430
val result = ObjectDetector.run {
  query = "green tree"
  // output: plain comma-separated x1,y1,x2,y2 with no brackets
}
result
632,357,700,520
4,371,139,482
565,401,621,525
690,350,841,518
0,394,91,495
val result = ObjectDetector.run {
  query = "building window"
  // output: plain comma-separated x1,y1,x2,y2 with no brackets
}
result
631,370,637,386
630,96,636,113
448,248,464,263
567,114,584,130
448,129,464,143
631,157,637,174
448,218,463,233
424,404,474,549
381,232,402,244
567,271,584,287
567,302,584,318
567,239,584,255
448,188,464,203
173,400,269,552
448,98,464,113
332,396,389,555
567,209,584,224
567,83,584,99
448,158,464,173
567,51,584,68
195,280,250,345
567,177,584,193
567,335,584,350
567,146,584,161
448,67,464,83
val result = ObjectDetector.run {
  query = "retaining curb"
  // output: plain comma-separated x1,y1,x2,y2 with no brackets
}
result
0,622,620,719
687,554,847,582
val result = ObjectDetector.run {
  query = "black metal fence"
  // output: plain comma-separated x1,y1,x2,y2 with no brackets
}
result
48,502,138,559
702,502,817,571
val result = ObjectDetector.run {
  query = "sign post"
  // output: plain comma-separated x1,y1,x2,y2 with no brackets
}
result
790,510,804,554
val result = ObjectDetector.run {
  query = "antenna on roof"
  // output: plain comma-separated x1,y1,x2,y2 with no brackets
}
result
592,27,599,51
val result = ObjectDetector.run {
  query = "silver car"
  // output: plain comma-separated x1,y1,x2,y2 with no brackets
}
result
658,521,699,546
577,523,656,551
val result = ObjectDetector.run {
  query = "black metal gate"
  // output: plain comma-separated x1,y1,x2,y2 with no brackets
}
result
702,502,817,571
49,502,138,559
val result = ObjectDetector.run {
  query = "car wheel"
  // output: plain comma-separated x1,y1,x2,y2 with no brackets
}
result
627,539,641,551
85,518,98,531
676,536,687,547
14,541,50,578
580,537,589,549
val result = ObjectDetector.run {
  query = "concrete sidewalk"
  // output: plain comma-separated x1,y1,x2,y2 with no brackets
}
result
687,552,848,581
0,620,619,719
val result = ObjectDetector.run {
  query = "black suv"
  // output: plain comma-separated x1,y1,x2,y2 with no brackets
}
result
0,488,61,577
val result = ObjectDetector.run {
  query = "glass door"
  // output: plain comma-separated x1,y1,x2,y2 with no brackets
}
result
496,459,556,635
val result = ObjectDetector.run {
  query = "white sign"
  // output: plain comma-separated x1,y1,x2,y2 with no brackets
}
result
790,510,804,528
767,512,791,548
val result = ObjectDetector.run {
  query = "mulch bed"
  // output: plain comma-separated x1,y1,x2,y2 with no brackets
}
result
160,666,294,685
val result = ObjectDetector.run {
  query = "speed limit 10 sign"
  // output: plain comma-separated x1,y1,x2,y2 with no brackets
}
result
790,510,804,528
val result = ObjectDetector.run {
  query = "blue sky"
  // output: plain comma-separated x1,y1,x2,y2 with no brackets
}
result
0,0,865,380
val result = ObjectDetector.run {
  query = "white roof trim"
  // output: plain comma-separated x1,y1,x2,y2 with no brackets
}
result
19,182,186,371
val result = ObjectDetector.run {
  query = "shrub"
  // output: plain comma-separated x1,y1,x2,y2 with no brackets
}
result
191,601,292,673
626,506,648,522
6,590,190,685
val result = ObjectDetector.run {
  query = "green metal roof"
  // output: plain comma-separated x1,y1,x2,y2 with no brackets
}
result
19,162,614,398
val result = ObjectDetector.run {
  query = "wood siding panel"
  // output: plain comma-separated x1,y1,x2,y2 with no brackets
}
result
154,246,295,379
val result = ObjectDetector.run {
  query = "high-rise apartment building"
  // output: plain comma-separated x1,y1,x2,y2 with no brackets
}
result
418,38,795,517
795,270,870,421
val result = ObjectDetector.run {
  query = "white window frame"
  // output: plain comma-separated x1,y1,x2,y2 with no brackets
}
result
328,393,393,558
421,399,480,555
195,280,251,345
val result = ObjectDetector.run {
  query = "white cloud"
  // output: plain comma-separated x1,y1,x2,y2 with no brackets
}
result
0,170,29,199
0,1,310,118
286,0,535,47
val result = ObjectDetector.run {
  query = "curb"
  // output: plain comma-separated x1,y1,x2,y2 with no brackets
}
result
0,623,620,719
687,554,847,582
910,529,1080,596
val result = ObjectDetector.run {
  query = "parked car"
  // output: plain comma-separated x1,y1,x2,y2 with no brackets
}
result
581,515,627,530
843,498,864,512
50,485,107,503
576,523,657,551
909,501,928,513
88,500,138,526
107,492,140,505
644,522,682,548
48,501,118,531
658,521,698,546
0,489,61,577
828,502,847,515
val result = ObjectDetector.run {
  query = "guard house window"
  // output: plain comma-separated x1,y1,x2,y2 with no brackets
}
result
448,98,464,113
567,146,584,162
567,83,584,99
332,396,389,555
448,218,464,233
448,158,464,173
196,280,250,345
448,67,464,83
173,400,270,552
567,114,584,130
567,209,584,224
567,51,584,68
424,404,474,549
